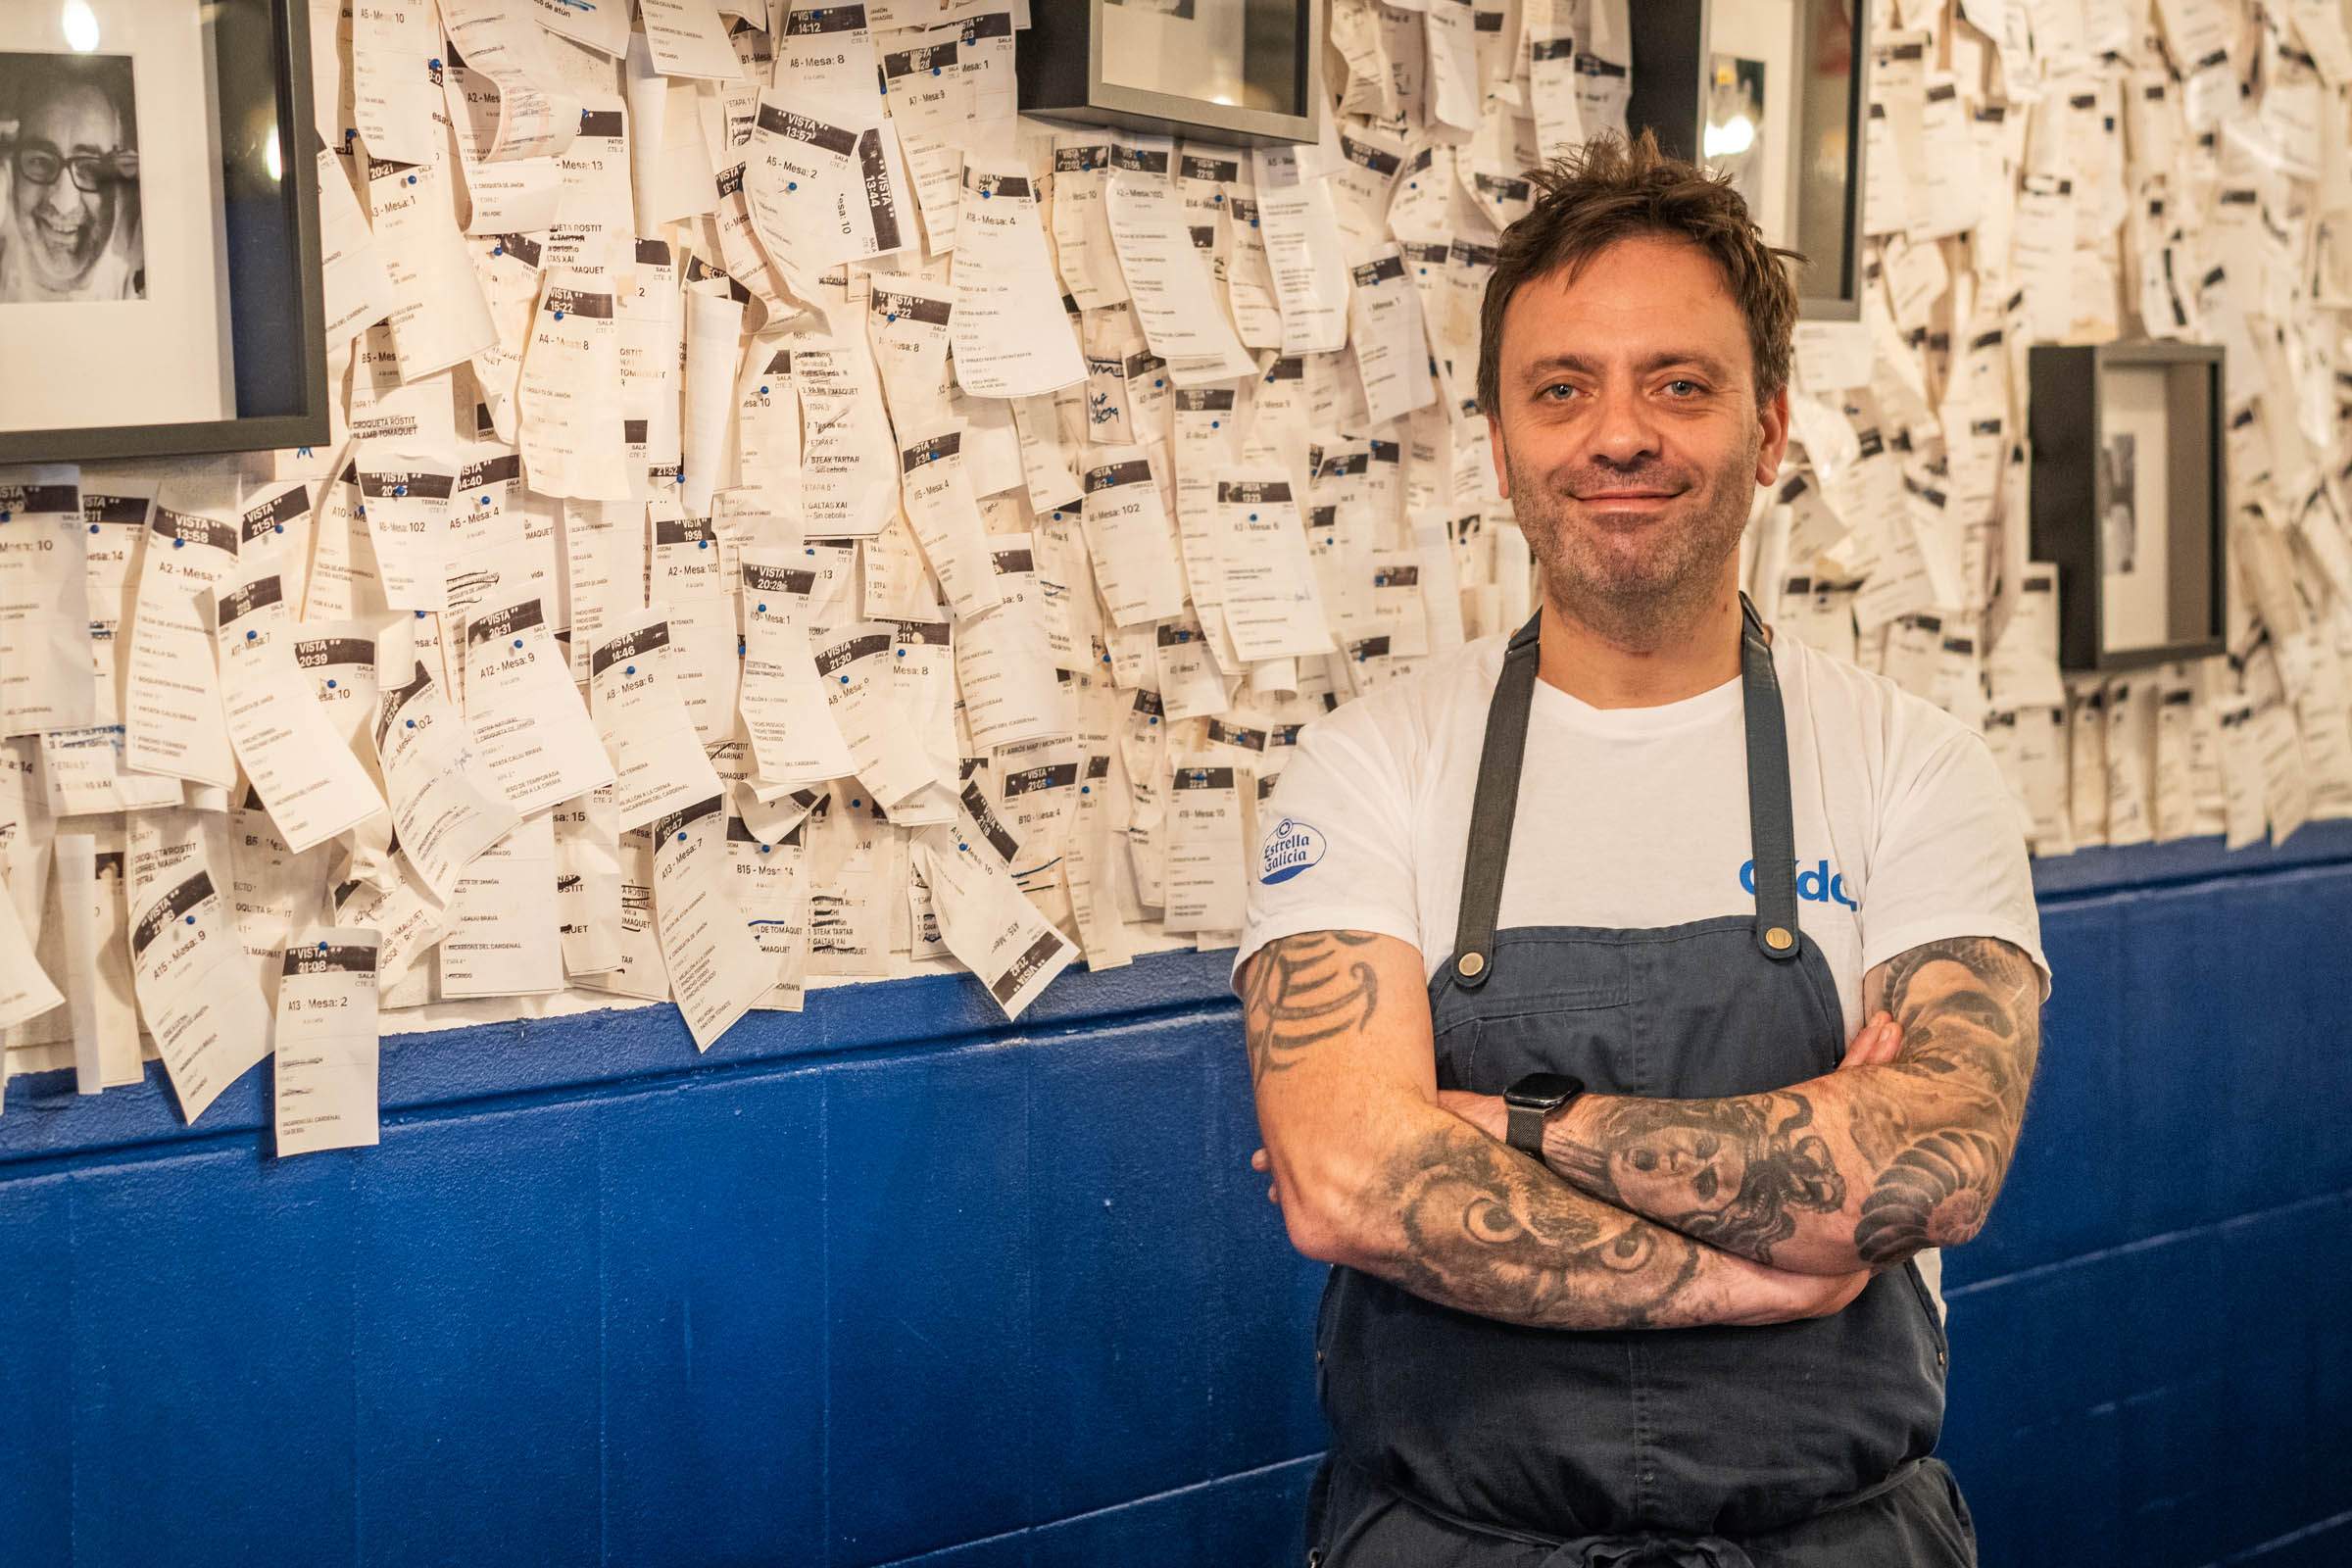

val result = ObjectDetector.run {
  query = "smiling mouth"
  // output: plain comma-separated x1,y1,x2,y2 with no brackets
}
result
1575,489,1686,508
34,213,89,250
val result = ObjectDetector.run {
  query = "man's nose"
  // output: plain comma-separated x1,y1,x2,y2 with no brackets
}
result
1585,383,1661,470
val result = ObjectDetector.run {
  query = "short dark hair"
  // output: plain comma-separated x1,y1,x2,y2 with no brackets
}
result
1476,130,1802,418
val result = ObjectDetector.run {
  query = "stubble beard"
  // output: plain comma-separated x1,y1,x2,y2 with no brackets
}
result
1505,430,1761,652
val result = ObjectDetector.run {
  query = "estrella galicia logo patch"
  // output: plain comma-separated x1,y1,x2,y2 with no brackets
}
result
1261,818,1327,885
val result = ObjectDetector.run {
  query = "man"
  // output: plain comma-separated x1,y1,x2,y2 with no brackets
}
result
1235,132,2047,1565
2,65,142,304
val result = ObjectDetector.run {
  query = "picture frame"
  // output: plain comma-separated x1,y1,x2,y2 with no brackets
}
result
2027,342,2228,673
0,0,329,465
1624,0,1868,320
1018,0,1324,148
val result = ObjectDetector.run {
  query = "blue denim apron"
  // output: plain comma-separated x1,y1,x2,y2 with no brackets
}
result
1303,603,1975,1567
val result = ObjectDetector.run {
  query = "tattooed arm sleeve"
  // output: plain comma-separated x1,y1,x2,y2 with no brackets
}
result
1533,936,2044,1275
1243,930,1871,1331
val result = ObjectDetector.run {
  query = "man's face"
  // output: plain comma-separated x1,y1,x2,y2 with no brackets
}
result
1487,234,1789,635
11,86,122,293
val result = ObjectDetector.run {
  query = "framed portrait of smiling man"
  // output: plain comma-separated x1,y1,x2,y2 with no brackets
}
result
0,0,329,463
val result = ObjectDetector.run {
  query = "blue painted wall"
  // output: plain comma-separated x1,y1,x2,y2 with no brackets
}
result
3,828,2349,1567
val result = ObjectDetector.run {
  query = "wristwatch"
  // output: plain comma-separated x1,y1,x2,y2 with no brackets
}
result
1503,1072,1586,1157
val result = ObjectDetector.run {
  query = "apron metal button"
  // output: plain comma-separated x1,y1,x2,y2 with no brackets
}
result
1764,926,1793,952
1459,951,1487,978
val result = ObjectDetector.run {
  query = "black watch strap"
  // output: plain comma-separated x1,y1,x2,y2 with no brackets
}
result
1505,1100,1551,1156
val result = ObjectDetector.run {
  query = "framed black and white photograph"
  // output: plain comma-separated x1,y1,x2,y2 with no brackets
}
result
0,0,328,464
2029,342,2228,672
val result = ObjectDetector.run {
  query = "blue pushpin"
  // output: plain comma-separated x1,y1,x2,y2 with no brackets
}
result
172,538,184,549
88,523,98,533
758,602,767,612
839,674,850,684
407,173,417,185
492,244,503,256
788,180,799,192
895,648,906,658
760,844,771,854
851,798,862,808
760,384,769,395
273,523,284,534
326,679,338,689
415,610,425,618
480,495,491,506
699,538,709,548
676,830,687,842
625,664,636,675
554,310,565,320
245,630,257,641
186,914,196,925
406,718,416,728
513,638,523,649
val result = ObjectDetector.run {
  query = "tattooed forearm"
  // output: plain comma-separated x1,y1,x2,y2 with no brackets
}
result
1241,930,1381,1085
1849,936,2041,1263
1377,1125,1711,1329
1543,936,2042,1271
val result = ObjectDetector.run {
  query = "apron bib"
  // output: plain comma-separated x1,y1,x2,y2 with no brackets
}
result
1305,603,1972,1566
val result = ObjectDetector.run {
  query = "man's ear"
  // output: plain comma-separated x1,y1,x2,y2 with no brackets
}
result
1488,414,1513,502
1755,382,1792,486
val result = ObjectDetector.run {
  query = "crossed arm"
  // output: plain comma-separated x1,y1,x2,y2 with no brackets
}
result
1432,935,2044,1276
1242,930,1882,1331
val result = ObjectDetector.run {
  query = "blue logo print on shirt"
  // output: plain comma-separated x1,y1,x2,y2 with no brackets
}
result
1740,858,1858,910
1261,818,1327,884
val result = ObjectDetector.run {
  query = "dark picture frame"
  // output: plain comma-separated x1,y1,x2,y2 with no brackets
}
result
2027,342,2228,674
1019,0,1324,148
1625,0,1868,320
0,0,329,464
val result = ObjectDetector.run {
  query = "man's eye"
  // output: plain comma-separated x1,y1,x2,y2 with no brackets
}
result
1663,379,1704,397
1541,383,1577,401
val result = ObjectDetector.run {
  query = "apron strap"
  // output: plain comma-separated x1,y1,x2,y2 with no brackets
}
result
1449,600,1800,987
1739,594,1801,960
1448,612,1543,990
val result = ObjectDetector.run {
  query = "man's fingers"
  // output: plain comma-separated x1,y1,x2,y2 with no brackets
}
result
1842,1011,1902,1068
1250,1148,1268,1172
1267,1183,1281,1205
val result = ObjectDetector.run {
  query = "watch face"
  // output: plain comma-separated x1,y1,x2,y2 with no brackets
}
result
1504,1072,1585,1108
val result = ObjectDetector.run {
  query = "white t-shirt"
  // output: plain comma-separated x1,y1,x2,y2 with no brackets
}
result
1235,630,2050,1037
